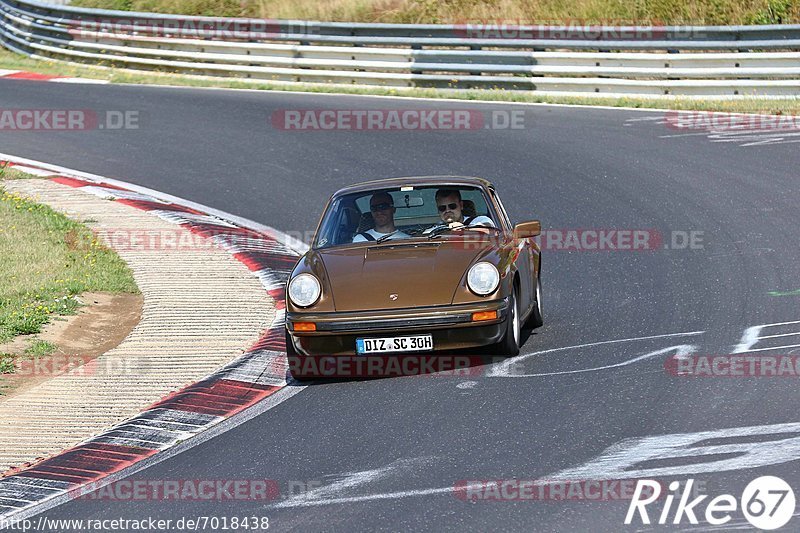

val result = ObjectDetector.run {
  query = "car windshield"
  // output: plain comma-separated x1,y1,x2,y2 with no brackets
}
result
314,185,498,249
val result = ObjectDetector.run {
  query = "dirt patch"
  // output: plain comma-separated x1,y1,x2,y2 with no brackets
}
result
0,292,143,398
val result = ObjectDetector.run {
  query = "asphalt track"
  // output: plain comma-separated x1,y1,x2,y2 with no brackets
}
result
2,80,800,531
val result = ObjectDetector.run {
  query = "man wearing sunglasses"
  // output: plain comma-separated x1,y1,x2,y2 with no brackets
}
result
353,192,411,242
428,189,495,231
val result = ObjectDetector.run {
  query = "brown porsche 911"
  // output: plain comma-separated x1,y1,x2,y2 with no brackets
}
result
285,176,542,370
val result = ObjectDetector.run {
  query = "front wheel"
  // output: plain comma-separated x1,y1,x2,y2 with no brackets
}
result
525,274,543,329
494,288,521,356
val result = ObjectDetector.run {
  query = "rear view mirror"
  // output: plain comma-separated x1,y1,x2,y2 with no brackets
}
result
513,220,541,239
399,194,423,208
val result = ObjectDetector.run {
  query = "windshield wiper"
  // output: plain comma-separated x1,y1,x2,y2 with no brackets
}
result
461,225,502,233
427,225,455,239
427,224,501,239
376,230,399,243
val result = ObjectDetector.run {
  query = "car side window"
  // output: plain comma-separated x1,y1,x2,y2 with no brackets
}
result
491,190,512,232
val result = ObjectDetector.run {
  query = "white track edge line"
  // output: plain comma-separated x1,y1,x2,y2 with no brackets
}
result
0,152,309,521
3,385,306,523
0,152,310,255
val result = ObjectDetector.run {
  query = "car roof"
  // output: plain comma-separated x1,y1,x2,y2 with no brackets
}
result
332,176,495,197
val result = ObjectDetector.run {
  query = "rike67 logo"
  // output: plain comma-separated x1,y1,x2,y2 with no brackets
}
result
626,476,795,529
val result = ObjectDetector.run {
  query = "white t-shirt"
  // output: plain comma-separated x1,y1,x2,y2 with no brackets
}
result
352,228,411,242
464,215,495,227
424,215,496,234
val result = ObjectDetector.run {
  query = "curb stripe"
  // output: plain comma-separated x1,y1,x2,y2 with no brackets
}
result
114,198,205,214
148,379,281,417
50,175,127,190
0,159,302,520
0,71,109,84
1,71,59,80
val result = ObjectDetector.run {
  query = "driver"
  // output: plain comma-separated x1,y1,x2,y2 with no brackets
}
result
353,192,411,242
426,189,495,232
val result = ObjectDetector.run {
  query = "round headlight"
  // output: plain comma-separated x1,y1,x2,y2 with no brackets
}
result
288,274,321,307
467,262,500,296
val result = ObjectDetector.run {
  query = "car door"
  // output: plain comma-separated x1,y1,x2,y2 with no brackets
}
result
490,188,535,317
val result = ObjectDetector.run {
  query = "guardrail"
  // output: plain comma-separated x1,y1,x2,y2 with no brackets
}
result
2,0,800,96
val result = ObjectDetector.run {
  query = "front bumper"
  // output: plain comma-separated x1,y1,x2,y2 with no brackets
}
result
287,298,509,356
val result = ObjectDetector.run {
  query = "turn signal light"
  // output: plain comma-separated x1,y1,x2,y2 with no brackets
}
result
471,311,498,322
293,322,317,332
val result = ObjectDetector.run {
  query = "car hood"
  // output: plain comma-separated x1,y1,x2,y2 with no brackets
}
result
317,240,492,311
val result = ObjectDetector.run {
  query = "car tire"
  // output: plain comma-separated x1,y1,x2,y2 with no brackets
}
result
495,287,521,356
525,273,544,329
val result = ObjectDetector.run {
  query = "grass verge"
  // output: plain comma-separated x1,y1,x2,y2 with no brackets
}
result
70,0,800,26
24,339,57,357
0,169,138,380
0,166,44,181
1,48,800,115
0,355,13,374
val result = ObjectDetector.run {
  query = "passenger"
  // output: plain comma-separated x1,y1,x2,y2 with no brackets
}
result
353,192,411,242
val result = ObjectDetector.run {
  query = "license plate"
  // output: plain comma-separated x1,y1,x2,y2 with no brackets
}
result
356,334,433,354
